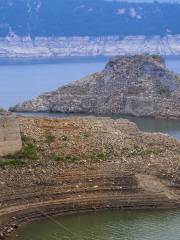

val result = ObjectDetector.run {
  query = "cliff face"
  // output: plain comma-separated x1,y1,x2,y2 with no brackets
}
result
1,36,180,58
11,55,180,118
0,114,22,156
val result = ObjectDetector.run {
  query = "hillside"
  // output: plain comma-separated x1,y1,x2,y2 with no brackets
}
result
10,55,180,119
0,0,180,37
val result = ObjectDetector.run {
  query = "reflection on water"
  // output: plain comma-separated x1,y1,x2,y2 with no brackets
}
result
15,209,180,240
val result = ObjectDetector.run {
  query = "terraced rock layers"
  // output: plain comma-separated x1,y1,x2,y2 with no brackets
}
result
1,165,180,240
10,55,180,118
0,116,180,239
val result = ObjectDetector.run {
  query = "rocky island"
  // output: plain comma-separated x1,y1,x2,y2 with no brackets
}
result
10,55,180,119
0,115,180,239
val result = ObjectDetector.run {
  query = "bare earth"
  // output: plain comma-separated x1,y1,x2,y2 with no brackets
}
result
0,116,180,239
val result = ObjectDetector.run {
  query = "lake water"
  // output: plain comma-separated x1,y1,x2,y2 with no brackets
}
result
0,56,179,139
0,57,108,110
2,57,180,239
15,209,180,240
0,56,179,110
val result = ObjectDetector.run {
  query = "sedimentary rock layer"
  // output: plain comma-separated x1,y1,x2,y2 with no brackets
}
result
1,165,180,239
0,116,180,239
0,35,180,58
10,55,180,119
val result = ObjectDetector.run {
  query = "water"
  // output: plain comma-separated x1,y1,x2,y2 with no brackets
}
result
18,112,180,140
0,56,180,140
0,57,108,110
0,56,179,110
15,209,180,240
3,57,180,239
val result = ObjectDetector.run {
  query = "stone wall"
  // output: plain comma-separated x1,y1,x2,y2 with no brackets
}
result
0,114,22,156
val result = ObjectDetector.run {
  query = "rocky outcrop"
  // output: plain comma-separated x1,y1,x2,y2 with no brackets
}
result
10,55,180,119
0,113,22,156
0,116,180,239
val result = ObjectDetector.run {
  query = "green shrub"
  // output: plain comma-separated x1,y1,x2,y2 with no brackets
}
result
46,133,56,144
21,133,31,143
5,143,37,160
123,144,162,158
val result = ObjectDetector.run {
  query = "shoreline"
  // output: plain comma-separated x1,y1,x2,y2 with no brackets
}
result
1,116,180,239
1,35,180,58
3,202,180,240
1,163,180,240
0,55,179,65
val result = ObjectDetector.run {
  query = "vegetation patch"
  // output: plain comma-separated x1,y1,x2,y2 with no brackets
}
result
46,133,56,144
88,151,109,161
5,143,37,160
21,133,31,143
122,145,162,158
158,88,171,97
50,153,78,162
2,133,38,162
0,108,5,112
60,134,69,141
0,158,25,168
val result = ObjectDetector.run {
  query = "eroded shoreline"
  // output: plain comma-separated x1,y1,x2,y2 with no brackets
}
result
0,116,180,239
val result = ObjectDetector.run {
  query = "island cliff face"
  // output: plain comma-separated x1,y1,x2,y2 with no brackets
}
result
10,55,180,118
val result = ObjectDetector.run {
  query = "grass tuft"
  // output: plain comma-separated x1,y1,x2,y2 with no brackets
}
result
51,153,78,162
46,133,56,145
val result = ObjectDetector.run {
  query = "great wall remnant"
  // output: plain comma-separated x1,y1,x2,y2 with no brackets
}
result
0,114,22,156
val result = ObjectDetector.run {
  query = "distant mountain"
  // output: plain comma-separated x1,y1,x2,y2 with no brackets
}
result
0,0,180,37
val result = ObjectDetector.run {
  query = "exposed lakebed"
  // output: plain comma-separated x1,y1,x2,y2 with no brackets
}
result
1,56,179,139
1,56,180,240
18,112,180,140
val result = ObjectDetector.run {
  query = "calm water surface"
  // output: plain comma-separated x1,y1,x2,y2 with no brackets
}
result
2,57,179,239
0,57,108,109
1,56,180,140
15,209,180,240
0,56,179,110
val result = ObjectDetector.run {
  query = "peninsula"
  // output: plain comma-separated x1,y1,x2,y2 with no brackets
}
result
10,55,180,119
